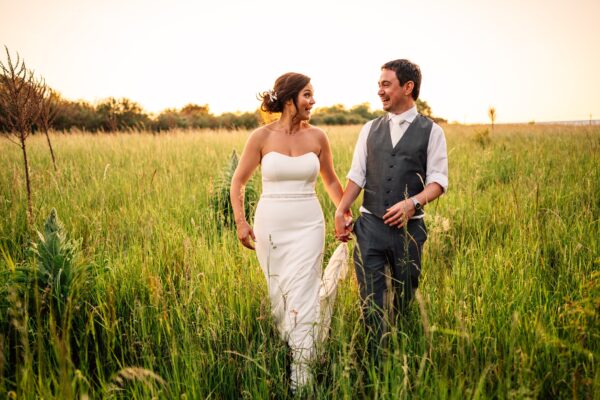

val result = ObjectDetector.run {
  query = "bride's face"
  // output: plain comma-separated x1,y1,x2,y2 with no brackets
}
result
294,83,315,121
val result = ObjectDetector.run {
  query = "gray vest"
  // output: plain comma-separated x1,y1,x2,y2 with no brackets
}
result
363,114,432,218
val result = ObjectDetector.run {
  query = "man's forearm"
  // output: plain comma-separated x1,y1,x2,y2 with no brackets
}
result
413,182,444,206
336,180,362,216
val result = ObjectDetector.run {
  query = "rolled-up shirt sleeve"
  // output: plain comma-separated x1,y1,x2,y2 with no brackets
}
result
346,121,373,188
425,123,449,193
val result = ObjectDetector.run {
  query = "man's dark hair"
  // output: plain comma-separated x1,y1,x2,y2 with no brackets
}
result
381,59,421,100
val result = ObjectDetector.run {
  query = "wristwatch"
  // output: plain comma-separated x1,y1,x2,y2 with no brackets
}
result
411,197,422,211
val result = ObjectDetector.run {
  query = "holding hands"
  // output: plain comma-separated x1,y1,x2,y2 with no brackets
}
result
334,209,353,242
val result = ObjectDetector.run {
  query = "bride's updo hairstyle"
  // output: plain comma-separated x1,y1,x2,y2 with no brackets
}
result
258,72,311,114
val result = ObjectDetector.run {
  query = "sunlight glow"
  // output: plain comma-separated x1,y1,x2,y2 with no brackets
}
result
1,0,599,123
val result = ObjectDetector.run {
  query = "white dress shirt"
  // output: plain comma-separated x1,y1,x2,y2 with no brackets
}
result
346,105,448,218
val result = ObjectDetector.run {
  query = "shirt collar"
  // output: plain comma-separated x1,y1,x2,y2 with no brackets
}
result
387,105,418,124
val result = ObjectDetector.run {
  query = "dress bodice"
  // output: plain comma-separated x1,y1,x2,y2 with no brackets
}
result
261,151,320,195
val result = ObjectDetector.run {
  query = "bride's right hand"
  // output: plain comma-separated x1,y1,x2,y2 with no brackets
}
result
236,221,256,250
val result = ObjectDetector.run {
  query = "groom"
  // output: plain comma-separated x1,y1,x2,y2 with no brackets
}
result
335,59,448,353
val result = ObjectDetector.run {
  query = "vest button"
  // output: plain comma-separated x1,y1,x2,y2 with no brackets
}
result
387,178,392,181
391,153,396,157
389,165,394,168
386,190,390,194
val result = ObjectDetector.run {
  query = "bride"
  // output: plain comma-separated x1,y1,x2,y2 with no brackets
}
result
230,72,349,391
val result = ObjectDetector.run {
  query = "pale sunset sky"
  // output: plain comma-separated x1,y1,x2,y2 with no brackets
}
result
1,0,599,123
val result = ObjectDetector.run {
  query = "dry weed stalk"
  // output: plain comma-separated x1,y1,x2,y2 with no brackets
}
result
0,46,45,227
488,106,497,133
38,84,59,171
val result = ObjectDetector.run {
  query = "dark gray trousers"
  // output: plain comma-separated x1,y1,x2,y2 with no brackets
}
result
353,212,427,353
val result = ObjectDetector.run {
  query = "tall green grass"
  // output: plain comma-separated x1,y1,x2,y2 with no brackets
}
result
0,124,598,398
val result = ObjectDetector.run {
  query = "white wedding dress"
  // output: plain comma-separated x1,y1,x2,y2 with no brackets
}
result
253,151,347,391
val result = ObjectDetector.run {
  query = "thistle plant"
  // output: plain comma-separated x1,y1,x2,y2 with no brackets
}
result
28,208,89,324
1,209,92,395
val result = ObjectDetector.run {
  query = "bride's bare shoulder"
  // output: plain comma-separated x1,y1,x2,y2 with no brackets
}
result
305,125,329,142
248,124,274,143
300,122,323,134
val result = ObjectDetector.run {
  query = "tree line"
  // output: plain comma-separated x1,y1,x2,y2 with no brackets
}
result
1,94,445,133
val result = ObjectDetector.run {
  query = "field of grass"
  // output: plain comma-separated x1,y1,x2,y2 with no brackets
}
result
1,124,599,398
